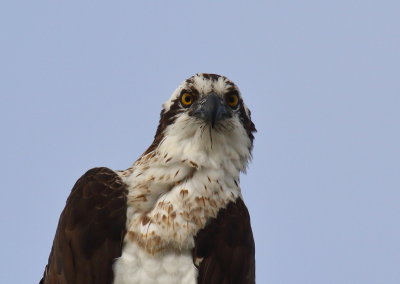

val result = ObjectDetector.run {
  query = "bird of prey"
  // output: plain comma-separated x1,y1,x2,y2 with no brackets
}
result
40,73,257,284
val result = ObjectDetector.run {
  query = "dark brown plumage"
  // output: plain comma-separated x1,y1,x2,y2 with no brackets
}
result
193,198,255,284
40,167,127,284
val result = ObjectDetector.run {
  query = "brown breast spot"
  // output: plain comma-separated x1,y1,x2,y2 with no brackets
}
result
189,161,199,169
195,196,206,207
133,194,148,202
180,189,189,199
141,215,151,226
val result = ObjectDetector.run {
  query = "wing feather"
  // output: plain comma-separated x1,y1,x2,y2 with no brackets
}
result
40,167,127,284
193,197,255,284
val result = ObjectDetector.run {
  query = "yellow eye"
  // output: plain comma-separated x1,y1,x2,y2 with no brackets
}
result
181,93,193,106
226,94,239,108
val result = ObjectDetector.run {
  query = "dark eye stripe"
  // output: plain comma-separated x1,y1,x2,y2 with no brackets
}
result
238,102,256,143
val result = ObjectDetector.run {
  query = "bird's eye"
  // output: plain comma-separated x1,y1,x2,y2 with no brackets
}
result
181,93,193,107
226,94,239,108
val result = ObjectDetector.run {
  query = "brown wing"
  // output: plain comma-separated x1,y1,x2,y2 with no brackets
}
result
40,167,128,284
193,197,256,284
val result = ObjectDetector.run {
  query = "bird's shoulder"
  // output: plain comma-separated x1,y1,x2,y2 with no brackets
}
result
40,167,128,284
193,197,255,284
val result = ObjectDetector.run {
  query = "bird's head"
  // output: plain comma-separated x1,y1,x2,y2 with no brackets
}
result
144,73,256,172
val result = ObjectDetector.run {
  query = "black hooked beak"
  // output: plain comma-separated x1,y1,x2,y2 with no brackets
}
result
192,93,231,127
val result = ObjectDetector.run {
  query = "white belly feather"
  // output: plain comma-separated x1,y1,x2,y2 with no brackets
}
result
113,242,197,284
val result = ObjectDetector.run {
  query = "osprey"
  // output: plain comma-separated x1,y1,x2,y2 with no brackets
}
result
40,73,256,284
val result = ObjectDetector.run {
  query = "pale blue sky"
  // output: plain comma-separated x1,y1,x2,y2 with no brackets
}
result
1,1,399,283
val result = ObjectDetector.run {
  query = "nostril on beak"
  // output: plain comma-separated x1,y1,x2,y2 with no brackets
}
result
193,93,231,127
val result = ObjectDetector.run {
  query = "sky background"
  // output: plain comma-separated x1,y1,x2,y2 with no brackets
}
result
1,1,399,283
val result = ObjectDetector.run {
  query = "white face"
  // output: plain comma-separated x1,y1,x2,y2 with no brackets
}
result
163,73,254,138
144,73,256,173
164,73,252,116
